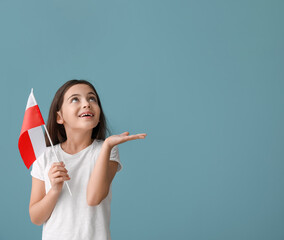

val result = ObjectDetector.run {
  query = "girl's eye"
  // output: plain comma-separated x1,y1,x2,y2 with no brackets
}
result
89,97,97,102
71,97,79,103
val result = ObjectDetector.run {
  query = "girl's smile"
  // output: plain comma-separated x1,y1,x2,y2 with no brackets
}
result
79,111,94,116
79,111,95,118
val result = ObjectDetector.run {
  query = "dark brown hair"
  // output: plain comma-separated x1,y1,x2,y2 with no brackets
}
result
44,79,111,146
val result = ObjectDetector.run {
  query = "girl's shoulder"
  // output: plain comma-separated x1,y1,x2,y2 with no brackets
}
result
93,139,105,146
31,145,54,171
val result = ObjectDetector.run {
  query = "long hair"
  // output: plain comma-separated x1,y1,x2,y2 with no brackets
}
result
44,79,111,146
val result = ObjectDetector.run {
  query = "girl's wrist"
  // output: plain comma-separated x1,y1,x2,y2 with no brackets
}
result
103,139,113,150
49,187,62,196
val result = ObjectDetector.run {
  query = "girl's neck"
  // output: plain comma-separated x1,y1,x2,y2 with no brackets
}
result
61,131,94,155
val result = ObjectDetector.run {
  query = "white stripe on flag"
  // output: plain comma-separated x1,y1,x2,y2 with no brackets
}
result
26,92,37,109
28,126,46,158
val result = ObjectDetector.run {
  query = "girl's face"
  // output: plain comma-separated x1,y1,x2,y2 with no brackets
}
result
56,84,101,133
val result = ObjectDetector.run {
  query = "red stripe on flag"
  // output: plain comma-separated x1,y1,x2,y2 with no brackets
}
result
20,105,45,135
18,131,37,169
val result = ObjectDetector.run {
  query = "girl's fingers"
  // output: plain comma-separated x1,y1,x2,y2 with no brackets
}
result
106,133,147,147
137,134,147,137
52,167,68,173
128,134,147,140
133,133,147,138
50,164,68,174
120,132,146,137
51,167,68,175
53,171,69,178
51,162,65,168
120,132,129,135
52,172,70,181
48,162,70,191
52,162,65,167
118,134,146,143
49,162,69,179
54,176,70,184
51,164,67,170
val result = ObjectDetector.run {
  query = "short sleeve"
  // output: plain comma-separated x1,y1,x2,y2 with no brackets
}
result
110,145,123,172
30,153,45,181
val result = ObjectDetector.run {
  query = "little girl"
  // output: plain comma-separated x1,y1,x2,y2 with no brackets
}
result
29,79,147,240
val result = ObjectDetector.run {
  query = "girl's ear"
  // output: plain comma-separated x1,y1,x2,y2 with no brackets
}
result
56,111,64,124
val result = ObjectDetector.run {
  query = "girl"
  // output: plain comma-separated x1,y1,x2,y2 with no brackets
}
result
29,79,147,240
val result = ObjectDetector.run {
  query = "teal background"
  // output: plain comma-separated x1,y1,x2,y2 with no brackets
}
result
1,0,283,239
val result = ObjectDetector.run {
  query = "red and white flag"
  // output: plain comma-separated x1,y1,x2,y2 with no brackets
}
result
18,89,46,169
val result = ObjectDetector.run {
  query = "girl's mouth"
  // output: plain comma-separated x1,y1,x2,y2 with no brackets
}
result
79,112,94,118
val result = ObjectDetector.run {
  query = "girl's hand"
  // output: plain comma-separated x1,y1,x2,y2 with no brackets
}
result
48,162,70,193
105,132,147,149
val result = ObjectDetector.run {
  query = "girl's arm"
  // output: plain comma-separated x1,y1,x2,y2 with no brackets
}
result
29,178,61,225
29,162,70,225
86,142,118,206
87,132,147,206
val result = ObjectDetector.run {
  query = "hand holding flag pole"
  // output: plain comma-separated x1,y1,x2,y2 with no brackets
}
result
18,88,72,196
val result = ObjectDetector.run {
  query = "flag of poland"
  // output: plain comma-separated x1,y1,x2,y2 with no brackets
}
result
18,89,46,169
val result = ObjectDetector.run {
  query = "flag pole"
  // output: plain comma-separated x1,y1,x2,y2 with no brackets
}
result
31,89,72,196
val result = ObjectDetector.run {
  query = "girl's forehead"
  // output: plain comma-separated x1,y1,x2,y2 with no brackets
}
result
64,84,95,100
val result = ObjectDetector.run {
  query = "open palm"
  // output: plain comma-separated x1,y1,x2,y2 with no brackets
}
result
105,132,147,148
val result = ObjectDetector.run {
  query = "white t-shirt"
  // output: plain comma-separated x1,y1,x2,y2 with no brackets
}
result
30,139,122,240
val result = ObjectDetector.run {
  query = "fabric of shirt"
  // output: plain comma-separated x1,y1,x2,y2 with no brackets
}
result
30,139,122,240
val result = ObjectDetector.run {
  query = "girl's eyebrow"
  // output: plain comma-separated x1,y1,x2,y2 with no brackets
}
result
67,92,97,100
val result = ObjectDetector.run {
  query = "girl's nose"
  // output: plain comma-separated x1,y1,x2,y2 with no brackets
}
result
83,99,91,108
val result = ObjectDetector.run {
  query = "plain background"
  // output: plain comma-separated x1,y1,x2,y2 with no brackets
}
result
0,0,283,239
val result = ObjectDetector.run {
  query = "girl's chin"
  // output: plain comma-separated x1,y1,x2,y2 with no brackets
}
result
82,122,99,129
70,123,98,130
